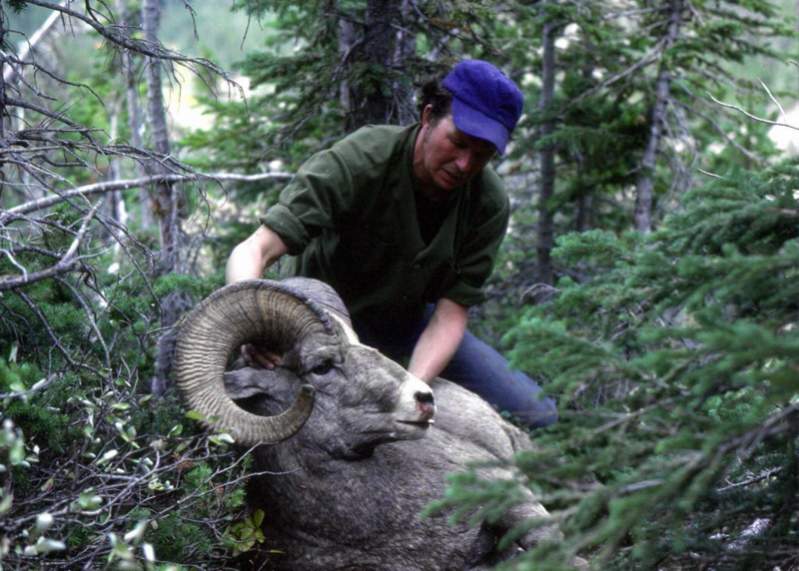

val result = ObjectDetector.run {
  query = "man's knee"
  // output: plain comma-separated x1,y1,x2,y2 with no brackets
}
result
517,395,558,429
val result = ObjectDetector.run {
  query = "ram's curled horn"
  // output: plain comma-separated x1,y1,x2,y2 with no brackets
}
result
281,277,352,328
175,279,335,446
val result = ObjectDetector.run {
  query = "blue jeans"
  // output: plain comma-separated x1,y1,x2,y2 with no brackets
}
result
352,308,558,430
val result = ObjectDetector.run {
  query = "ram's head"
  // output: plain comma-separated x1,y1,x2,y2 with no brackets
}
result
174,279,435,456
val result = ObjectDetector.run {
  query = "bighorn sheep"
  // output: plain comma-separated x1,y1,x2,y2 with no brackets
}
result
175,278,557,570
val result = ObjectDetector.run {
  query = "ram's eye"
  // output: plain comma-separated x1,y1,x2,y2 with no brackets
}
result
310,361,334,376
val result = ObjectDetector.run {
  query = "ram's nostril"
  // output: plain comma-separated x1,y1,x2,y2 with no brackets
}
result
415,391,434,405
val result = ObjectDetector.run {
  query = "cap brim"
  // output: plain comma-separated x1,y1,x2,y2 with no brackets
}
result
450,96,510,155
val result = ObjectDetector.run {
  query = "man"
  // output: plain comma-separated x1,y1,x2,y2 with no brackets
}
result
226,60,557,429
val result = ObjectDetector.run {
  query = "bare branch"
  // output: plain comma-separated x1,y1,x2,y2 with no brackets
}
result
56,276,112,371
717,467,783,493
759,79,785,118
0,201,103,291
15,290,97,375
1,172,292,222
23,0,229,78
707,92,799,131
0,373,61,400
2,3,66,84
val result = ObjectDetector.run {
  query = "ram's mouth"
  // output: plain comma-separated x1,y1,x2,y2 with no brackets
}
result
397,419,435,428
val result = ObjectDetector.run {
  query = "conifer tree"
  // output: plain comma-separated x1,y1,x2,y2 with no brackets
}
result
433,156,799,569
494,0,790,285
431,2,798,568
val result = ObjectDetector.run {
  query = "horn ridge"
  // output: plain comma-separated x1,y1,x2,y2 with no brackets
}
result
175,279,329,445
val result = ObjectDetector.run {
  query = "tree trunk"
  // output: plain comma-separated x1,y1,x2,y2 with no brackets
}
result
575,189,593,232
117,0,154,230
634,0,683,233
1,4,7,141
391,0,416,126
141,0,186,395
142,0,181,273
537,13,557,285
337,6,356,120
123,45,155,230
0,5,7,203
342,0,414,130
108,107,127,226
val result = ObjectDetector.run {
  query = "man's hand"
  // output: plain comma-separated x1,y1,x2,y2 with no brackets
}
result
226,225,289,284
227,226,291,369
408,298,468,382
241,344,283,369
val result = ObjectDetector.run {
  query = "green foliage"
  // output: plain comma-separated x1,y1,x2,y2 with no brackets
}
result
1,344,80,459
454,160,799,569
224,509,266,555
5,0,799,568
147,513,213,561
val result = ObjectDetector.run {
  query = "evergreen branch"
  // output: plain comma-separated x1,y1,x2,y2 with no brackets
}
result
561,37,667,113
592,397,676,435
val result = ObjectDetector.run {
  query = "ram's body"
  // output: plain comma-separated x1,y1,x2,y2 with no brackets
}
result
176,278,555,571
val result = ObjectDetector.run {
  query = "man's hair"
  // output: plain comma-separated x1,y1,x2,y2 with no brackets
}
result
417,78,452,124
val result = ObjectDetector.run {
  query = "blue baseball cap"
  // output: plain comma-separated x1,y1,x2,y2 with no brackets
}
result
442,60,524,155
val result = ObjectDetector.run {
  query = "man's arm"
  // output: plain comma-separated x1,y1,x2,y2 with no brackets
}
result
226,225,289,284
408,298,468,383
225,225,290,368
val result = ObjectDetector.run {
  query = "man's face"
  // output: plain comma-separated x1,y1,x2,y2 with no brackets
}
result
413,108,496,197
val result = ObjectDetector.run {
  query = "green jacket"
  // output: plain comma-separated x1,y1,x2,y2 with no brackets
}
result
261,124,509,326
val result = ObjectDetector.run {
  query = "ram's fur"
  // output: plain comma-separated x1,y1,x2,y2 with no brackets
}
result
176,278,558,570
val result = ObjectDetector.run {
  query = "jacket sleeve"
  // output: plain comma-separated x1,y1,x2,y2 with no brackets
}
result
442,173,510,307
261,147,358,255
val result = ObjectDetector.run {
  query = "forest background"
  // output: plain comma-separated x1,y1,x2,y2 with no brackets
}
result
1,0,798,569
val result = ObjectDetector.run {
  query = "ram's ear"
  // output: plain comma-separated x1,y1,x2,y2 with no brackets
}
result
223,366,299,401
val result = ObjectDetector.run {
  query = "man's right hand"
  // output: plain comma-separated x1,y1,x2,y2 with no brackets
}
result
226,225,289,284
241,344,283,369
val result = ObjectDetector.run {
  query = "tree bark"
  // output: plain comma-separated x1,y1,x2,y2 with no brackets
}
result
575,190,593,232
0,5,7,203
634,0,683,233
342,0,415,130
142,0,184,395
392,0,416,126
123,44,155,229
337,5,356,119
108,106,128,226
537,13,557,285
142,0,181,273
1,5,7,144
117,0,154,230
